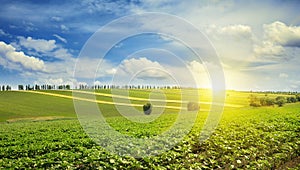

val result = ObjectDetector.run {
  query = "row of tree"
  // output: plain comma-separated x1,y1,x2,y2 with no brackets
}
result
0,85,12,91
14,84,181,91
18,84,71,90
250,91,299,95
78,84,181,90
249,94,300,107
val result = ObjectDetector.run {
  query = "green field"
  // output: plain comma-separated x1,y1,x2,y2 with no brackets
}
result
0,89,299,169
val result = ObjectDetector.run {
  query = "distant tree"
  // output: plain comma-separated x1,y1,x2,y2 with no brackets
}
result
275,96,286,107
35,84,40,90
66,85,70,90
287,96,297,103
143,103,152,115
5,85,10,91
260,97,275,106
296,94,300,102
249,94,261,107
18,85,24,90
2,85,5,91
265,98,275,106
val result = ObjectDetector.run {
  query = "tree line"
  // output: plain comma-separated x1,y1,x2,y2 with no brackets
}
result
17,84,71,90
249,94,300,107
0,85,12,91
0,84,181,91
78,84,181,90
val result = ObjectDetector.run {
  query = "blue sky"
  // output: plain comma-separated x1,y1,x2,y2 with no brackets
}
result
0,0,300,91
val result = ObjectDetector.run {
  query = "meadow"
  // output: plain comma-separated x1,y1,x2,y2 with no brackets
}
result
0,89,299,169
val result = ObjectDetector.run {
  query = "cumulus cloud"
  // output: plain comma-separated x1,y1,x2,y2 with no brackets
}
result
253,41,284,56
0,41,45,71
74,58,116,79
17,36,74,61
18,36,57,52
118,57,169,80
254,21,300,58
206,24,253,41
93,80,101,85
52,48,72,60
204,24,254,68
187,60,206,75
218,24,252,39
264,21,300,47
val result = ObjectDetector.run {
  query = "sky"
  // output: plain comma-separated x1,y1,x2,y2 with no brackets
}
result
0,0,300,91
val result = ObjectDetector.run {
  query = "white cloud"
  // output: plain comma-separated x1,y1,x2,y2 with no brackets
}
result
264,21,300,47
105,68,117,75
218,24,252,40
118,57,169,80
74,58,116,79
187,60,206,75
34,77,78,88
204,24,254,68
254,21,300,58
52,48,73,60
253,41,284,56
53,34,67,43
18,36,57,52
0,41,45,71
17,36,73,61
94,80,101,85
279,73,288,78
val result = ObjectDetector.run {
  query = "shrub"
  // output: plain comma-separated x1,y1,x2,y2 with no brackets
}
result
287,96,297,103
250,102,261,107
249,94,261,107
275,96,286,107
260,97,275,106
296,94,300,102
187,102,199,111
265,98,275,106
143,103,152,115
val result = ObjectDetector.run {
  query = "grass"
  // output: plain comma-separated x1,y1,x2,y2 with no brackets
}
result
0,89,299,169
0,91,76,122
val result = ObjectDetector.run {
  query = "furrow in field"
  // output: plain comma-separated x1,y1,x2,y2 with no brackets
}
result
19,90,197,111
72,90,243,108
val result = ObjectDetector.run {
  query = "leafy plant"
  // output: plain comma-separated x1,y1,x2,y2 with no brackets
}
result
143,103,152,115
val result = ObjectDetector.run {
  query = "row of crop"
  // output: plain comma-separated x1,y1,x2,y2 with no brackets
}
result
0,105,299,169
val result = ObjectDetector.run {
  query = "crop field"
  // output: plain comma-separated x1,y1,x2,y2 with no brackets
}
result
0,89,299,169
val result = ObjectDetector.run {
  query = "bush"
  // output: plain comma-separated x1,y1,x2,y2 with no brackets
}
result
296,94,300,102
260,97,275,106
275,96,286,107
249,94,261,107
287,96,297,103
250,102,261,107
187,102,199,111
143,103,152,115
